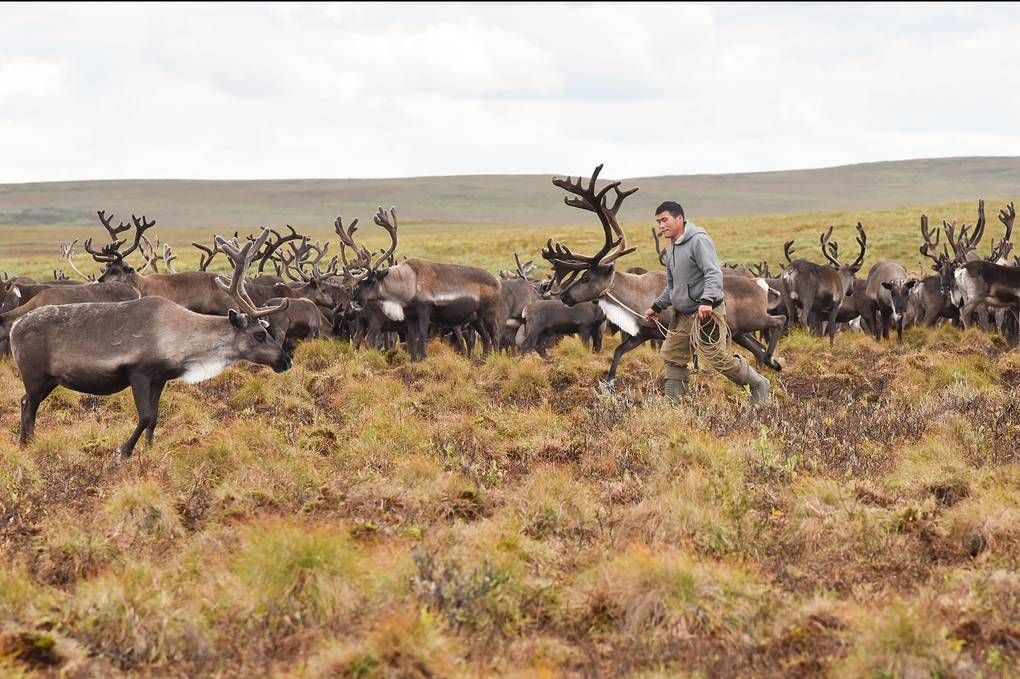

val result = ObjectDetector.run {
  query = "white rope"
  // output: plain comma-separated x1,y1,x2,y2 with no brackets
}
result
689,308,733,374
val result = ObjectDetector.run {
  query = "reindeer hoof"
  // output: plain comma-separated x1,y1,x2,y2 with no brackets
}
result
598,378,616,394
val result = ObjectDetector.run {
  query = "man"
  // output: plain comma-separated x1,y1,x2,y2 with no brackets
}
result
643,201,771,404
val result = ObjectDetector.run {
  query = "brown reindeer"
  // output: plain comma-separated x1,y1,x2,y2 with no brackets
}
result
540,165,785,384
910,214,961,328
341,207,504,360
780,224,867,344
0,282,141,353
12,229,290,457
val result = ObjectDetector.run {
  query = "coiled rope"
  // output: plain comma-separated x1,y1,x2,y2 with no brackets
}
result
602,277,732,374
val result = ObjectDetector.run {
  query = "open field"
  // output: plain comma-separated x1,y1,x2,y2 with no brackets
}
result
1,328,1019,676
1,197,1018,283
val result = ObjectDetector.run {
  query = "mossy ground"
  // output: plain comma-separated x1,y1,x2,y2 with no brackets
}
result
1,328,1018,677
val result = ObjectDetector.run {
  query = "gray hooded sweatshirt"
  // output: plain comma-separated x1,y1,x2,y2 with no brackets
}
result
650,223,725,314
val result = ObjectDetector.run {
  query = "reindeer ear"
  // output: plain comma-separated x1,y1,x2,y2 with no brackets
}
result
228,309,248,328
881,282,893,290
377,269,390,280
905,280,918,290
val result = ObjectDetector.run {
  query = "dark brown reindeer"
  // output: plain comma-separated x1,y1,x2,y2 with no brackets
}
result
518,299,606,357
780,223,867,344
910,214,961,328
340,207,503,360
541,165,785,385
12,229,291,458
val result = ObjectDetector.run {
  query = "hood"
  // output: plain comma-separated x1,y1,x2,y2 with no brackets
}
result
675,222,707,246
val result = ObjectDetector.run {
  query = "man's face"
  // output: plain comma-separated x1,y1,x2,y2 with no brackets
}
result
655,211,685,240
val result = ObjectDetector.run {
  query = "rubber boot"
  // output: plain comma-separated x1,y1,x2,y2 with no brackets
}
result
744,365,771,405
723,356,771,405
664,364,690,403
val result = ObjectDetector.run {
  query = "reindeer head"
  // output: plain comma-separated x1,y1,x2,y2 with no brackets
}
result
819,222,868,296
214,229,292,372
881,279,919,323
540,165,638,307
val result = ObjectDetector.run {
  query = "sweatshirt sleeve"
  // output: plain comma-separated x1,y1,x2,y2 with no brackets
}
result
651,251,673,312
692,236,724,306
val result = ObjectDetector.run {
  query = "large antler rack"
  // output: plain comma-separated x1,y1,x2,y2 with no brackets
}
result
83,211,155,264
214,229,289,319
943,199,987,263
541,164,638,288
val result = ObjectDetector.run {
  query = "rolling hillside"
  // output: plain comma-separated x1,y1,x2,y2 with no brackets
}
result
2,156,1020,230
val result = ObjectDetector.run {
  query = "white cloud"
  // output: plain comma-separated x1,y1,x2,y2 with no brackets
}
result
1,2,1020,182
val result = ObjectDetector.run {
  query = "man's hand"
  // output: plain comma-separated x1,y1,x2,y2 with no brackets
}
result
644,307,658,322
697,304,712,320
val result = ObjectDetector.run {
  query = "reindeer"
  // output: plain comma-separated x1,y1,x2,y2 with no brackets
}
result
498,254,543,349
540,165,785,385
518,299,606,357
12,230,290,458
953,202,1020,345
864,261,916,342
340,207,504,360
780,224,867,344
911,214,961,328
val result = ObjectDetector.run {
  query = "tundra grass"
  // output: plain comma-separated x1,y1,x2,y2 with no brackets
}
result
0,329,1018,676
0,196,1016,281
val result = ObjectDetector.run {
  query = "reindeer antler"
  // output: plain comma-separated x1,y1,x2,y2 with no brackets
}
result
59,239,95,281
541,165,638,287
214,229,290,319
162,243,178,274
652,227,667,266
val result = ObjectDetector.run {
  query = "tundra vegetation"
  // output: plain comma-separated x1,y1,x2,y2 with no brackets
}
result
0,196,1018,677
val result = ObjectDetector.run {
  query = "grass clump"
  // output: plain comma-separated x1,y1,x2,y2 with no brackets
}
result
229,521,364,628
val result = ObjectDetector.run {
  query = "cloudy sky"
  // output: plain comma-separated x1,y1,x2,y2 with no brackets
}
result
1,3,1018,182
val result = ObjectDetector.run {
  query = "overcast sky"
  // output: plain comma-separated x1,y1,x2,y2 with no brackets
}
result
2,3,1018,183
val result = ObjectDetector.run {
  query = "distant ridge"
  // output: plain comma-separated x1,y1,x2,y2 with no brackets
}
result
3,156,1019,228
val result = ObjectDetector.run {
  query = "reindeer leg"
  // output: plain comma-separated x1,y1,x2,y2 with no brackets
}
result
145,380,167,446
606,333,648,385
827,304,839,346
764,315,785,370
118,374,154,458
415,306,431,360
19,380,56,445
733,332,768,366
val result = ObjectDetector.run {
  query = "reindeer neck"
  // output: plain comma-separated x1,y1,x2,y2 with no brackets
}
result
601,269,664,310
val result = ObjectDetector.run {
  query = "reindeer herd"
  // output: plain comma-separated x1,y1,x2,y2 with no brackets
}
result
2,165,1019,457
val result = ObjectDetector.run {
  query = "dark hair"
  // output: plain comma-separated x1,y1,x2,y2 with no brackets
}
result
655,201,685,219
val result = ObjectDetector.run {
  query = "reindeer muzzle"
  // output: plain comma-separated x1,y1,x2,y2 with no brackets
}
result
273,354,293,373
